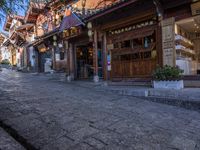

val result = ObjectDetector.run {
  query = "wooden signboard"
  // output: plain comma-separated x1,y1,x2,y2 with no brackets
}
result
161,17,175,67
191,1,200,16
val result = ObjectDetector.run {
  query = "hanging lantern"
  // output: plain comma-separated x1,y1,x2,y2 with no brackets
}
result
55,14,59,19
88,30,93,37
53,41,57,46
87,22,92,29
82,0,86,7
53,35,57,41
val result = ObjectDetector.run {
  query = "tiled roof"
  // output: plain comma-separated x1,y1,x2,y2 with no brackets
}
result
59,12,84,31
68,0,127,20
67,0,138,22
82,0,135,20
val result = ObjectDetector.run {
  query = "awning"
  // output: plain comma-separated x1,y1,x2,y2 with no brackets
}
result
59,13,84,32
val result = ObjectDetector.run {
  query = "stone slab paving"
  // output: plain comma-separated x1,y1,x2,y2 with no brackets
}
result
0,69,200,150
0,127,25,150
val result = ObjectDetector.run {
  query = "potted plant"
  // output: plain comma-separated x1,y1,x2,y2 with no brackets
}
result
152,65,184,89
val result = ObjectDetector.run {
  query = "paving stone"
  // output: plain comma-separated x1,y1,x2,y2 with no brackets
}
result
0,69,200,149
42,135,75,150
170,136,197,150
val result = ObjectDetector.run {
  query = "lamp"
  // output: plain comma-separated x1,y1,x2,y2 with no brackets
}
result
53,41,57,46
88,30,93,37
53,35,57,41
87,22,92,29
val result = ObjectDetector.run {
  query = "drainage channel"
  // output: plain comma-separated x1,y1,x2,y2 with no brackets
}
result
0,120,38,150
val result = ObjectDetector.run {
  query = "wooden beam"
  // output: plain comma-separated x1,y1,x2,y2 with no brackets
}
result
98,9,155,31
103,32,108,80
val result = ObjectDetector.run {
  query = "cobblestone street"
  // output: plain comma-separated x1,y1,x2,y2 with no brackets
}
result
0,69,200,150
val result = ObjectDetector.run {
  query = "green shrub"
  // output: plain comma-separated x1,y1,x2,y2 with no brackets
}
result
152,65,183,81
1,59,10,65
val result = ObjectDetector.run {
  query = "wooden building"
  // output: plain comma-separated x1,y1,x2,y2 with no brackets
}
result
3,15,25,66
83,0,199,82
3,0,199,82
159,0,200,76
59,0,118,81
84,0,161,81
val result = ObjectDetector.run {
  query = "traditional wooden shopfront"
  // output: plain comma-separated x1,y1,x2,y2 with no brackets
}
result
107,21,158,79
59,12,96,80
86,0,162,80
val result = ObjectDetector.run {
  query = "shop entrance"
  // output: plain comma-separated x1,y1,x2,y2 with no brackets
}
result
175,15,200,75
76,45,94,79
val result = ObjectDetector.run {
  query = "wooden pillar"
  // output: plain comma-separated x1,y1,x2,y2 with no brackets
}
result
103,32,108,80
66,41,70,75
69,43,75,80
52,47,56,70
66,42,75,81
156,23,163,66
93,29,99,82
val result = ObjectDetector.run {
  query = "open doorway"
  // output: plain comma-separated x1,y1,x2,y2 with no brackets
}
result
76,45,94,79
175,15,200,75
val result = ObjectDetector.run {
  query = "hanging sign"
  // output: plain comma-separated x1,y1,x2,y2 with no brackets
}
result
63,27,81,38
107,51,111,71
107,44,114,50
55,53,60,61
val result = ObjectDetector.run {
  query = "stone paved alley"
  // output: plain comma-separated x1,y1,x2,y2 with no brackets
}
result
0,69,200,150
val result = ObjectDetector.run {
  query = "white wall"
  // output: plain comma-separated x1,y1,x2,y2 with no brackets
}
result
0,46,11,61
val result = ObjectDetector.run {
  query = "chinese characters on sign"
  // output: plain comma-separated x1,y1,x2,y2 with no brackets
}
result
63,27,81,38
162,18,176,67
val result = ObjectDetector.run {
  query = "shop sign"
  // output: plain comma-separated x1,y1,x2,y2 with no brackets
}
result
191,2,200,16
161,17,176,67
63,27,80,38
107,52,111,71
55,53,60,61
107,44,114,50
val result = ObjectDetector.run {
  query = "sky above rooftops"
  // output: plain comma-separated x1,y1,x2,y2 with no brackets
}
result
0,2,27,32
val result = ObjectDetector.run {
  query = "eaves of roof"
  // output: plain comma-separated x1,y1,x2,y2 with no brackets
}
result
84,0,139,21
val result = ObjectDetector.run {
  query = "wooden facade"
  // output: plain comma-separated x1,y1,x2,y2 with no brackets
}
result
3,0,198,81
86,0,160,80
84,0,195,81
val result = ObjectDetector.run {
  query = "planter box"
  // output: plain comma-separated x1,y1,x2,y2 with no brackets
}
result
153,80,184,89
